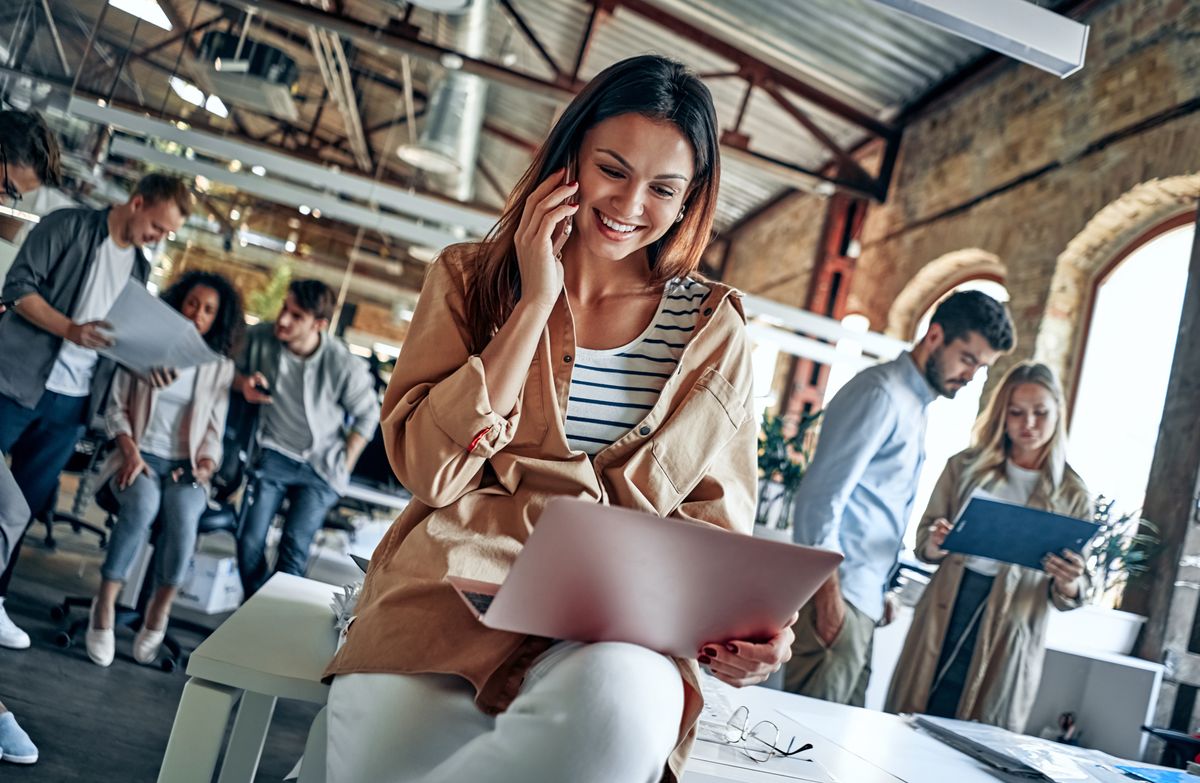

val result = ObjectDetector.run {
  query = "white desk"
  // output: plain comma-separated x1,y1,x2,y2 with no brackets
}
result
686,687,1037,783
341,481,410,513
157,573,339,783
158,574,1141,783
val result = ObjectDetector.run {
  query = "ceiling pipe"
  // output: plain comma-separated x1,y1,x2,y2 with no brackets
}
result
397,0,490,201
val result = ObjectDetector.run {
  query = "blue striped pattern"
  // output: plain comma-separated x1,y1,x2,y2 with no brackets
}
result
565,278,710,455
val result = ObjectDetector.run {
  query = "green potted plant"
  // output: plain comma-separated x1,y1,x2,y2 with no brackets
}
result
1086,496,1161,607
1046,495,1160,656
755,409,821,537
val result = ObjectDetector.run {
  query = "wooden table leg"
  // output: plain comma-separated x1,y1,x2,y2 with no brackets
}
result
157,678,240,783
217,690,278,783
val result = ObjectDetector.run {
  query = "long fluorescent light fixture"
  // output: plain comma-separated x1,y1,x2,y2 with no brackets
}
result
110,137,464,249
108,0,173,31
871,0,1088,78
68,97,497,235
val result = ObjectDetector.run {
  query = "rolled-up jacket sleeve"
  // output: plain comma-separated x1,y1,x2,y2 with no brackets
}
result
381,250,521,508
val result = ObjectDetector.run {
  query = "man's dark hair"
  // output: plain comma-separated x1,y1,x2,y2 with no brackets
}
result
288,279,336,322
0,109,62,187
133,172,194,218
162,270,245,358
930,290,1015,351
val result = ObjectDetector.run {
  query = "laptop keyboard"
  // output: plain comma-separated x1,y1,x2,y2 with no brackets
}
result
462,591,495,616
697,670,737,740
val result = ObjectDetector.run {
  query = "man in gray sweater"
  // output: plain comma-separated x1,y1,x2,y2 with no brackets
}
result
235,279,380,597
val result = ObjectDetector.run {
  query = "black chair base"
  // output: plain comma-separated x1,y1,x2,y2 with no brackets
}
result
40,511,108,550
50,596,216,673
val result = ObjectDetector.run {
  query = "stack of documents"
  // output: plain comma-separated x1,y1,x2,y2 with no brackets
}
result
914,715,1146,782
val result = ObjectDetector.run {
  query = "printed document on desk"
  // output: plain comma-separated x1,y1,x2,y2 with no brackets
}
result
943,495,1100,571
98,281,220,374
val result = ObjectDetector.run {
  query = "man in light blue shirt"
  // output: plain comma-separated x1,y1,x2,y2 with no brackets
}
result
785,291,1014,706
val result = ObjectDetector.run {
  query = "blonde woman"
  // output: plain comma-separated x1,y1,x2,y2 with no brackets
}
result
885,362,1090,732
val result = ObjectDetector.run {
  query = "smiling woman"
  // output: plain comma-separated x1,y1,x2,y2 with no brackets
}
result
322,55,786,783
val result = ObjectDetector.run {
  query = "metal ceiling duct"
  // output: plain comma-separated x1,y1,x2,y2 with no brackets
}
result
396,0,491,201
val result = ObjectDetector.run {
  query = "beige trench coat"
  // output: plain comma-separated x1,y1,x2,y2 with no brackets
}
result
885,450,1091,732
325,244,759,782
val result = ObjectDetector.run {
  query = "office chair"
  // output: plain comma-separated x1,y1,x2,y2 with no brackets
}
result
51,392,258,672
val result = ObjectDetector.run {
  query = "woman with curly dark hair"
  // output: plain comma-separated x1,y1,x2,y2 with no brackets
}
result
85,270,244,667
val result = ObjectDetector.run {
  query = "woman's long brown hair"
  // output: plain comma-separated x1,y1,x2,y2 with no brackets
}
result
462,54,722,353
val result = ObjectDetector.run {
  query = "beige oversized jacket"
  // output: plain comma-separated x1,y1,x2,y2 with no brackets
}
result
324,245,758,782
885,450,1092,732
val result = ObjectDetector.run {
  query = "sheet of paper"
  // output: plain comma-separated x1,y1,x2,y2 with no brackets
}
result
690,739,837,782
97,281,221,374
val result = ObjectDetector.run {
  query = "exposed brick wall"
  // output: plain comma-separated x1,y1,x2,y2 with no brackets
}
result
854,0,1200,386
723,0,1200,403
720,190,828,304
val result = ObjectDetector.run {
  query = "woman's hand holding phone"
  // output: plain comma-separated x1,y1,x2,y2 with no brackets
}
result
514,168,579,312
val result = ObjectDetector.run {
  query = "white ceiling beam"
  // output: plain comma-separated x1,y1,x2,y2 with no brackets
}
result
742,293,907,359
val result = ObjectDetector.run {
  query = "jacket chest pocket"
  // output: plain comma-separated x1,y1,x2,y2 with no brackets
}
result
649,367,744,500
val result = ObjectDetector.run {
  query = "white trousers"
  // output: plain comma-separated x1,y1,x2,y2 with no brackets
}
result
326,641,684,783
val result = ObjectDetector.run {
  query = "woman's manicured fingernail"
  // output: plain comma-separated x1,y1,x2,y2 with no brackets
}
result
726,643,738,654
698,655,711,665
703,646,717,658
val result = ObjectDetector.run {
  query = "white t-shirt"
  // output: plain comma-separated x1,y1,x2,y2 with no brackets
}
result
141,366,199,460
962,460,1043,576
45,236,136,397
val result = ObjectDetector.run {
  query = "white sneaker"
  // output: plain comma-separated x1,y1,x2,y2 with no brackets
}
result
132,625,166,665
0,601,30,650
85,599,114,667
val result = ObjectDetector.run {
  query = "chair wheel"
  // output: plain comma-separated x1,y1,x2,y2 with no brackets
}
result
54,631,72,649
161,658,176,673
50,605,67,621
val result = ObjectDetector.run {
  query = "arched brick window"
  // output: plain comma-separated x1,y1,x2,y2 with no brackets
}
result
1069,215,1196,514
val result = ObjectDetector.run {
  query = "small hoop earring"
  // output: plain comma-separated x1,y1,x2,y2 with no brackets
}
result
675,210,685,224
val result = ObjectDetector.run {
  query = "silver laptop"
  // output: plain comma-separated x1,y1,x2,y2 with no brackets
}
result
447,497,843,658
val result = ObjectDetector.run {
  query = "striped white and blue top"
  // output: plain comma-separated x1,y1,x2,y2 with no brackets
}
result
565,278,710,455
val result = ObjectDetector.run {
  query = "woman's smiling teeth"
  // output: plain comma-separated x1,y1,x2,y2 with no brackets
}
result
596,210,641,234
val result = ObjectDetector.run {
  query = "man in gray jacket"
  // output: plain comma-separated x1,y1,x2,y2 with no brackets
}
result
235,279,379,597
0,172,191,649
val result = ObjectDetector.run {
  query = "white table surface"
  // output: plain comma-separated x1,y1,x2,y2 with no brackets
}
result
163,574,1140,783
186,573,340,703
341,481,410,513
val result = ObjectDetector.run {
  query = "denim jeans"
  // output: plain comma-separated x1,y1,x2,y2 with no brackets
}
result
101,452,209,587
237,449,340,597
0,390,88,597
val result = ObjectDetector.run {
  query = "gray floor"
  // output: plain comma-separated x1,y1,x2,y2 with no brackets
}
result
0,513,320,782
